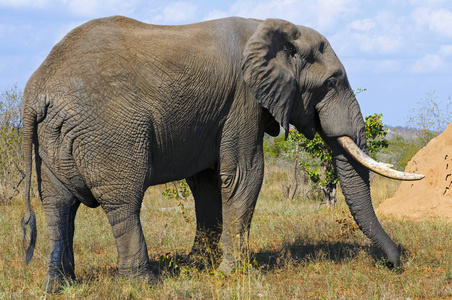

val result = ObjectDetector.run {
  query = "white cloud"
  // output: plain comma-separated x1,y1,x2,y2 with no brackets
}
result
376,59,403,72
66,0,138,17
53,21,86,43
410,41,452,74
315,0,359,31
349,18,376,32
208,0,305,23
440,45,452,56
152,1,199,24
412,7,452,37
0,0,140,17
67,0,98,17
204,9,229,21
331,11,406,56
0,23,11,39
409,0,449,6
343,58,403,73
0,22,47,48
203,0,360,31
0,0,50,8
411,54,446,73
428,9,452,37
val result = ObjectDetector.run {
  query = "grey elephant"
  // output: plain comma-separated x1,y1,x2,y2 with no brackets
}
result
21,16,422,292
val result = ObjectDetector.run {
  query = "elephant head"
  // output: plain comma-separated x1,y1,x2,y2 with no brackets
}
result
242,18,423,268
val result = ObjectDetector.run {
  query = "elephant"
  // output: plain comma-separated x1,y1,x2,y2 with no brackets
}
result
20,16,423,292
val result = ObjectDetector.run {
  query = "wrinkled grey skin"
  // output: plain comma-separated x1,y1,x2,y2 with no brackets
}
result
22,16,399,292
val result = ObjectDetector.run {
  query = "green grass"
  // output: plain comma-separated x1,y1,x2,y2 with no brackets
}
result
1,166,451,299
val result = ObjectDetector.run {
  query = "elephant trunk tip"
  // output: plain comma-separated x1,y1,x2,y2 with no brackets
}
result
375,238,400,271
386,252,401,271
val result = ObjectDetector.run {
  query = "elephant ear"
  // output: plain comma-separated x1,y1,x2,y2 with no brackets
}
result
242,19,300,133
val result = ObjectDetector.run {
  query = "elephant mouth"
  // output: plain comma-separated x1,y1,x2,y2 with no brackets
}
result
336,136,424,181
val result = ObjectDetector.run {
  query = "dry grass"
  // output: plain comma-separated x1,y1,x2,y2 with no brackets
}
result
1,164,451,299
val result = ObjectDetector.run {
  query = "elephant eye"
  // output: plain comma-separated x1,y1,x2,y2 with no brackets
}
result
283,43,296,57
327,78,337,90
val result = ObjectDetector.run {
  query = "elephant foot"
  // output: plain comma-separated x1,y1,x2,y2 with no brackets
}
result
43,272,74,293
128,271,159,285
216,260,238,275
217,259,258,277
118,262,158,284
186,250,219,270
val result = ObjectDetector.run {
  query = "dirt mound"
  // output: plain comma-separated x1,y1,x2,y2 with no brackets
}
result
377,123,452,222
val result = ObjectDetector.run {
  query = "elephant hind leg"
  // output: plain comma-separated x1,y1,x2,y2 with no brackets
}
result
40,163,80,293
186,168,222,268
97,188,155,282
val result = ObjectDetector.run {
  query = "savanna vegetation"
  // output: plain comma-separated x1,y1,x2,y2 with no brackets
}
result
1,86,451,299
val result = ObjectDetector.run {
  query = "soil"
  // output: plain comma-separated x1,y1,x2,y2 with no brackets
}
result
377,123,452,222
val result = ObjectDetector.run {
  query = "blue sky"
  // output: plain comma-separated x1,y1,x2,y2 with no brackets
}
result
1,0,451,126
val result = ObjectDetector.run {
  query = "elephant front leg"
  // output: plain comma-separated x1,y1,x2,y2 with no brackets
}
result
186,168,222,268
102,202,155,281
217,161,264,274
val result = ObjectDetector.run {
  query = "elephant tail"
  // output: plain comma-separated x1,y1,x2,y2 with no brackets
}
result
21,104,37,265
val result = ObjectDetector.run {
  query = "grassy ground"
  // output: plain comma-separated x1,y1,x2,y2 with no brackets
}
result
1,163,451,299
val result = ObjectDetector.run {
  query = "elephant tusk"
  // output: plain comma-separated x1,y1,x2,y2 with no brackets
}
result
380,162,394,168
336,136,425,181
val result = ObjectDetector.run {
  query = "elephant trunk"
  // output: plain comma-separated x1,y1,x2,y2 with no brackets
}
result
317,90,401,267
334,149,400,267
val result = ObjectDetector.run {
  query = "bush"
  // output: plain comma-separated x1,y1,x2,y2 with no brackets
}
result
0,85,24,203
379,135,425,171
263,133,286,159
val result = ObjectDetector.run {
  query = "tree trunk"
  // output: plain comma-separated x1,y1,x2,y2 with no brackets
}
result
289,143,300,200
323,183,337,208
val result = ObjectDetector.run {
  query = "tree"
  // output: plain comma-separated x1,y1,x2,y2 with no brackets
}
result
406,91,452,145
374,92,452,172
365,113,389,157
0,85,24,202
284,112,388,209
288,130,338,207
